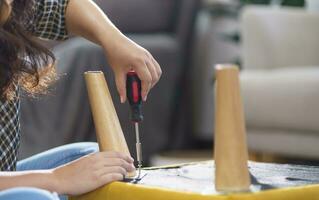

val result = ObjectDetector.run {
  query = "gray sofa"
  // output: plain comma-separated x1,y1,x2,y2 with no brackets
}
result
240,6,319,159
19,0,200,163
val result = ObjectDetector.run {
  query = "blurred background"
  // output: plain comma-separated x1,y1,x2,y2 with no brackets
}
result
19,0,319,167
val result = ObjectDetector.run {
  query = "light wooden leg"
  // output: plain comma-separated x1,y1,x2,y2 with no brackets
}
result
85,71,136,177
214,64,251,192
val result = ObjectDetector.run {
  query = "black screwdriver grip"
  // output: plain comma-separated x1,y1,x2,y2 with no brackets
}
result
126,71,143,122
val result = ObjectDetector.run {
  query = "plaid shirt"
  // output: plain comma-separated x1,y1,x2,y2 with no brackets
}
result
0,0,69,171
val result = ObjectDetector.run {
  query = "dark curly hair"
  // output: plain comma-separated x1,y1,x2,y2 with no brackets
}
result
0,0,56,101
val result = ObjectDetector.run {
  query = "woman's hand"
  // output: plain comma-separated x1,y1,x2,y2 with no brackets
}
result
103,34,162,103
65,0,162,103
52,151,135,196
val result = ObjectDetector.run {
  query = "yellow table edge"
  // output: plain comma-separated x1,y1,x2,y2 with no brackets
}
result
71,161,319,200
71,181,319,200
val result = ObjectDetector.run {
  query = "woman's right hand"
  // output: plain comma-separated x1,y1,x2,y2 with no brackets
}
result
51,151,135,195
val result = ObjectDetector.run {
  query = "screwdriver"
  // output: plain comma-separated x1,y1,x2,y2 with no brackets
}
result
126,71,143,179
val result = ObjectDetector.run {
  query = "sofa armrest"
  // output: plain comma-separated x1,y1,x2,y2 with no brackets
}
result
240,67,319,132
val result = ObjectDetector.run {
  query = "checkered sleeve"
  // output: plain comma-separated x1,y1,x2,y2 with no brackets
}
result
0,87,21,171
31,0,70,40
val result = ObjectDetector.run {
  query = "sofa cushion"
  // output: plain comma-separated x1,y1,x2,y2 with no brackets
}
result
240,67,319,133
94,0,178,33
247,128,319,159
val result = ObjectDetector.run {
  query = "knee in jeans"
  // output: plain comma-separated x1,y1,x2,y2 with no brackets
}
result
0,187,59,200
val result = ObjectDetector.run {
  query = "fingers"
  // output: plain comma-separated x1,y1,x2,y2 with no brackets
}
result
100,173,124,184
133,52,161,101
92,152,136,185
145,59,158,88
113,48,162,103
100,166,127,176
152,57,162,80
115,72,127,103
102,151,134,163
97,167,127,184
133,62,152,101
102,158,135,172
147,52,161,86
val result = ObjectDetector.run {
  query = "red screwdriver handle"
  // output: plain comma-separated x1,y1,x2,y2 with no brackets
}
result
126,71,143,122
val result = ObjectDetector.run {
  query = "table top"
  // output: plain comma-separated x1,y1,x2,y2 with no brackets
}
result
72,161,319,200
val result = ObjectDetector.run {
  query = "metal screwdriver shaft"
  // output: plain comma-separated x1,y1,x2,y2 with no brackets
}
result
126,71,144,180
135,123,142,178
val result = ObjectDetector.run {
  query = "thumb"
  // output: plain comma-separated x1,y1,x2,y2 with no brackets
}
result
115,71,127,103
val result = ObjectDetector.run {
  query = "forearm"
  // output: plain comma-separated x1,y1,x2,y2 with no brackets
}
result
65,0,123,52
64,0,161,102
0,170,57,192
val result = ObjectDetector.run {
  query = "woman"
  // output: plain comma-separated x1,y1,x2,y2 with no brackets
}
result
0,0,161,199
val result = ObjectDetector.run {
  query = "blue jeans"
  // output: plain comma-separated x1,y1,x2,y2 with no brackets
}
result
0,142,99,200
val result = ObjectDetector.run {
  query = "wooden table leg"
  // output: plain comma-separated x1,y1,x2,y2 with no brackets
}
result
85,71,136,177
214,64,251,192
